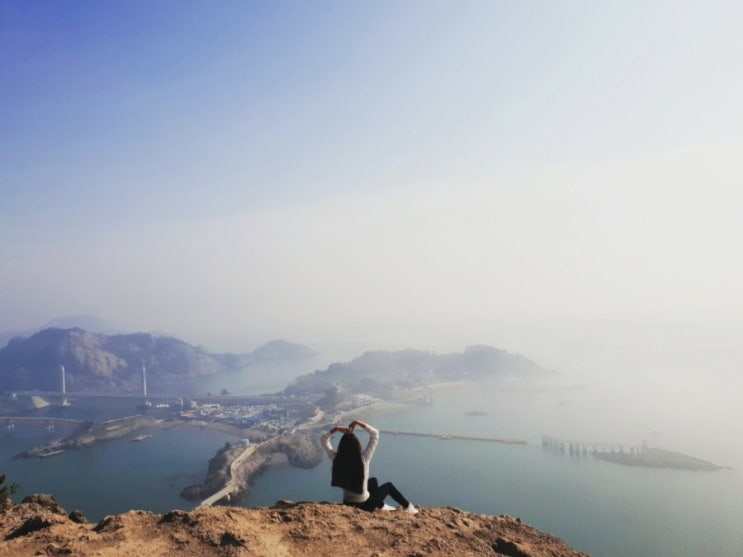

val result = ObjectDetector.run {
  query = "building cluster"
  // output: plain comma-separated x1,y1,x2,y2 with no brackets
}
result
351,393,378,407
178,401,302,435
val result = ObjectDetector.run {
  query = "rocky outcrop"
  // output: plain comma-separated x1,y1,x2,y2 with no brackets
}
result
181,436,324,502
181,442,248,501
0,494,589,556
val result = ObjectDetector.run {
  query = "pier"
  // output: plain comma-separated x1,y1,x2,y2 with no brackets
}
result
542,436,646,456
380,429,526,445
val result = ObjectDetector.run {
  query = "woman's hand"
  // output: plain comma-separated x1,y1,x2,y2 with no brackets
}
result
348,420,367,432
329,426,349,435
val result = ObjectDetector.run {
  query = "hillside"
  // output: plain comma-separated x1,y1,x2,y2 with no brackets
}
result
0,314,120,350
285,345,552,398
0,328,314,393
0,495,588,557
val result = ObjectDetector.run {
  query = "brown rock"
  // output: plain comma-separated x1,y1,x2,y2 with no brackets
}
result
0,495,590,556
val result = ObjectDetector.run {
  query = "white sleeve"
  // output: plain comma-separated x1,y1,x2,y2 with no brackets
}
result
360,424,379,464
321,431,336,461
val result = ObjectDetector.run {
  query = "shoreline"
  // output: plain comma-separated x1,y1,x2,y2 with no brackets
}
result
183,433,324,506
176,396,426,507
321,382,464,426
162,419,255,439
330,400,412,425
13,415,163,459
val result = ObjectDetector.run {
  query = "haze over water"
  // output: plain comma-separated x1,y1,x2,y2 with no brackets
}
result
2,348,741,556
244,382,743,557
2,2,742,555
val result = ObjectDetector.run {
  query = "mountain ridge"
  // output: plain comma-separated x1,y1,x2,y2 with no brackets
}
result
285,344,553,399
0,328,315,393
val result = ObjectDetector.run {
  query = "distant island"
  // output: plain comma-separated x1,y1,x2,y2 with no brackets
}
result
0,327,548,402
284,345,553,404
594,448,725,471
0,328,316,394
542,437,726,472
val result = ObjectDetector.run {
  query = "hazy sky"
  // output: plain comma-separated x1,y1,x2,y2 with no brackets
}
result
2,1,742,373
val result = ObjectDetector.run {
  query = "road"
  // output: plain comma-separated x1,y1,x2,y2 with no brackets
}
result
197,443,258,508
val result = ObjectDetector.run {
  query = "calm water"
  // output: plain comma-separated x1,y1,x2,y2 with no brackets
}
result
242,383,743,557
2,383,741,556
1,421,233,519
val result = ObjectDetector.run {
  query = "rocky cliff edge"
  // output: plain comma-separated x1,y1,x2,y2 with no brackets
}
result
0,495,588,557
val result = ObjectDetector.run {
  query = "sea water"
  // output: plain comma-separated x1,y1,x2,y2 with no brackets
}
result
2,384,742,556
0,421,232,519
240,383,743,557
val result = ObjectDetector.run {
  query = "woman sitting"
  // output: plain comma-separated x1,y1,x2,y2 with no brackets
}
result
321,420,418,514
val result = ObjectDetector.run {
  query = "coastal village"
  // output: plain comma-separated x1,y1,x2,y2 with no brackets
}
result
2,388,389,508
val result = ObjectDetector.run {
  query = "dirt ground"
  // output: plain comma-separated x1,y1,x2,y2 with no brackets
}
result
0,495,589,557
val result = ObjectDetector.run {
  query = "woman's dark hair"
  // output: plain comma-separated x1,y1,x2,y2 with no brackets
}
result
331,432,364,494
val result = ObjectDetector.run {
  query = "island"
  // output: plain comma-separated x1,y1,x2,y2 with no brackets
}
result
594,447,725,471
541,437,726,471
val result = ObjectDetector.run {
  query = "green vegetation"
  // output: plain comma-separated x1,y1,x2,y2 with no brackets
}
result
1,473,19,504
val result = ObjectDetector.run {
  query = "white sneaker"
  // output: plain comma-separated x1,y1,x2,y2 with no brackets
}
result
403,503,418,515
380,503,396,511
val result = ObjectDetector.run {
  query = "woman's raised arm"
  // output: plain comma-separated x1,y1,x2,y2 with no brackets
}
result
348,420,368,432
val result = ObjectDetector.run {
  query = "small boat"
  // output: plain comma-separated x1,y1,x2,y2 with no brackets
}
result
131,434,152,442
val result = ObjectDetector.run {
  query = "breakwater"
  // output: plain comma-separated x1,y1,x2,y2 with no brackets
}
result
13,414,161,459
3,416,83,426
380,429,526,445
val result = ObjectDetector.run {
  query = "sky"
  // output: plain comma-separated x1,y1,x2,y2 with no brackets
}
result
2,1,742,382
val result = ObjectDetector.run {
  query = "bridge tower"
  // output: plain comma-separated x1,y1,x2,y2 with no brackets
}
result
139,362,151,410
60,364,70,407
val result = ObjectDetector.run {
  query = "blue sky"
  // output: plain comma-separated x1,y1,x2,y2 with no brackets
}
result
2,1,742,377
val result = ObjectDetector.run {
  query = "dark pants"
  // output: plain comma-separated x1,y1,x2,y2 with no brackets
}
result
344,477,410,512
